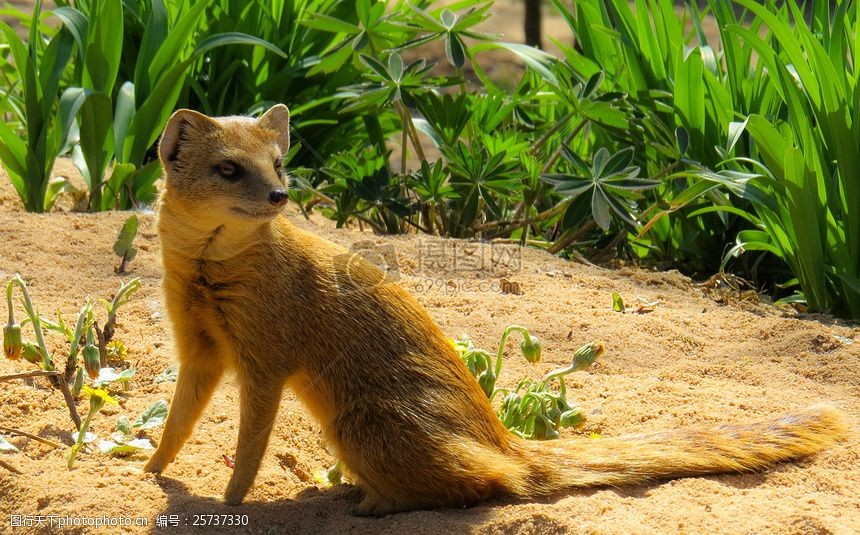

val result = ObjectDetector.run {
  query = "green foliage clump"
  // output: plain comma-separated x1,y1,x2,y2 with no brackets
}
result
2,0,859,318
453,326,604,440
3,270,158,468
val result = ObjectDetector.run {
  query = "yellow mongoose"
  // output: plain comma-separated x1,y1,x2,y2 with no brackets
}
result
144,105,848,515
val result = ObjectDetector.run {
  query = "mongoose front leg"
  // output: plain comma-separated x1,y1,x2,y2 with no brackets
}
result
144,356,225,473
223,373,284,505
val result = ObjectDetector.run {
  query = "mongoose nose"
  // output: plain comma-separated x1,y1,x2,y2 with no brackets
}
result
269,189,288,206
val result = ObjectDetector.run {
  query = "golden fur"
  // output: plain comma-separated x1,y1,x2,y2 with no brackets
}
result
144,105,848,515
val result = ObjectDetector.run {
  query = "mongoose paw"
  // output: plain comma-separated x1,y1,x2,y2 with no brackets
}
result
353,495,395,517
143,457,166,474
223,484,248,506
223,492,244,507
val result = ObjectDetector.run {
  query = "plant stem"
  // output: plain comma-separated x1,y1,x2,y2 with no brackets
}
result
65,303,90,383
58,378,81,430
475,197,572,234
651,158,682,181
0,370,61,382
395,101,426,164
117,252,129,275
540,120,588,175
68,404,97,468
400,123,408,175
401,215,431,234
593,229,628,262
532,109,578,153
6,280,13,324
0,426,62,449
427,203,437,235
495,325,528,377
547,220,596,254
88,182,103,213
12,276,53,370
353,214,387,234
0,460,22,474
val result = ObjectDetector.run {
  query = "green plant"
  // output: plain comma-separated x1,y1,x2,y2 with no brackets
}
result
611,291,625,313
97,400,167,456
624,0,860,316
548,0,737,269
545,0,860,317
452,326,603,440
497,341,603,440
314,460,344,487
4,274,146,467
0,0,83,212
4,275,142,435
52,0,285,209
114,215,138,275
715,0,860,316
293,1,565,240
101,278,141,342
543,146,659,233
68,385,117,467
153,364,179,384
454,325,541,398
186,0,375,172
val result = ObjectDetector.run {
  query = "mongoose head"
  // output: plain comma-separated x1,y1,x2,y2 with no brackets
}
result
158,105,291,227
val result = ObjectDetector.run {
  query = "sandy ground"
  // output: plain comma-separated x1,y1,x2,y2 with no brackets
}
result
0,155,858,535
1,3,858,534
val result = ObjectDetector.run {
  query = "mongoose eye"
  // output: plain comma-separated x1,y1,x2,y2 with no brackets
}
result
274,158,284,176
216,161,242,180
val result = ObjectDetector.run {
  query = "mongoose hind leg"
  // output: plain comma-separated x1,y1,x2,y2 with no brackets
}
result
224,372,285,505
352,485,478,517
334,409,510,516
145,352,225,473
353,489,396,517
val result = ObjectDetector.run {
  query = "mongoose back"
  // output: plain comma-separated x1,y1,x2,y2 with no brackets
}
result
144,105,848,515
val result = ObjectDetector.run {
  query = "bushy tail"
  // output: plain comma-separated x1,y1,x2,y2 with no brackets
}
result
507,405,848,496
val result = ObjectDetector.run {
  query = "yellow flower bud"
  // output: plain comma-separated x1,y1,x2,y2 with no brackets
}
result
72,367,84,397
520,334,541,363
571,341,605,372
477,369,496,398
4,322,21,360
83,344,100,380
559,408,586,428
21,342,43,365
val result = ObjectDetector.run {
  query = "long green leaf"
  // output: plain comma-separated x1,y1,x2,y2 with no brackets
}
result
78,91,114,196
470,42,558,85
83,0,123,93
52,7,88,60
133,0,167,94
194,32,287,59
113,82,135,163
0,120,29,198
144,1,209,102
783,146,828,310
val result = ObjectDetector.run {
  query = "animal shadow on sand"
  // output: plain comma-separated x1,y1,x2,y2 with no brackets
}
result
151,471,778,534
149,476,614,534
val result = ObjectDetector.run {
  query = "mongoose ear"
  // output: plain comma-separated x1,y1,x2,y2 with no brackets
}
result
159,109,219,164
258,104,291,153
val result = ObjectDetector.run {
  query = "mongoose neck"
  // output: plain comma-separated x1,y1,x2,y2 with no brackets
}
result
157,194,274,265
